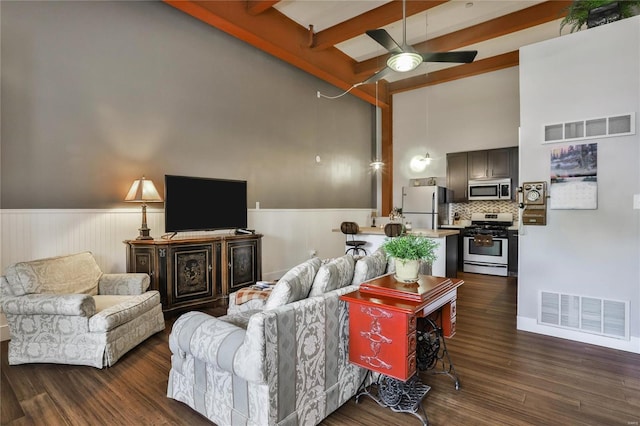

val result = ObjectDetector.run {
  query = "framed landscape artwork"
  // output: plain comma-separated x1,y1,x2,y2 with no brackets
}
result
549,143,598,209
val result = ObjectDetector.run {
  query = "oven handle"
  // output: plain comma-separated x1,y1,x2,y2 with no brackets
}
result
463,261,507,268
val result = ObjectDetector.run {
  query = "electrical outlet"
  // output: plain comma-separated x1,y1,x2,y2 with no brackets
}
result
634,194,640,210
309,249,317,258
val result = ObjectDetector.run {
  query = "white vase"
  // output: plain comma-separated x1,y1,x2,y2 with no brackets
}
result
394,258,420,283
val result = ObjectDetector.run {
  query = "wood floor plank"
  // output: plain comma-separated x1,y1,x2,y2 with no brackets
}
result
2,272,639,426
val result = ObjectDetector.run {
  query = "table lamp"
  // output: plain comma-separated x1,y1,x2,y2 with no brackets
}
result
125,176,163,240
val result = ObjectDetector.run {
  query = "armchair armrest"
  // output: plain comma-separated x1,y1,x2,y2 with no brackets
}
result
169,311,247,376
1,293,95,317
99,273,150,295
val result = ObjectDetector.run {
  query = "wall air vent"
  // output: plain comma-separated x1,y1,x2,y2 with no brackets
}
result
543,113,635,143
539,291,628,340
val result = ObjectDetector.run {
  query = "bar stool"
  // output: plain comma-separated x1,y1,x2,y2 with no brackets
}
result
340,222,367,255
384,223,403,238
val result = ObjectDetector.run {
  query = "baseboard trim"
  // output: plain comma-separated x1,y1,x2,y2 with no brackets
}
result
517,316,639,354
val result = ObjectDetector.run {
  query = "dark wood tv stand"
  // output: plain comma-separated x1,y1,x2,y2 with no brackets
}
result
124,233,262,314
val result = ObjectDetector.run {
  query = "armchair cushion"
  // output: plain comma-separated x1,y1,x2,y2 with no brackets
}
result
309,254,355,297
263,257,321,310
98,273,150,295
2,293,95,317
4,251,101,296
90,291,162,332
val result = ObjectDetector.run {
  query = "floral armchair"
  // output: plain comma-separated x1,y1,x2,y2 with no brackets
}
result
0,251,165,368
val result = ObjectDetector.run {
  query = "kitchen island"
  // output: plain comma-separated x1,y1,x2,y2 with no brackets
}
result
337,226,459,278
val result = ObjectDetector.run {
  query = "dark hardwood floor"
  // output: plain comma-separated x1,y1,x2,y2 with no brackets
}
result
2,272,639,425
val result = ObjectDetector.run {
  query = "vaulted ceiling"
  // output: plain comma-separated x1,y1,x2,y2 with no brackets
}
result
163,0,572,107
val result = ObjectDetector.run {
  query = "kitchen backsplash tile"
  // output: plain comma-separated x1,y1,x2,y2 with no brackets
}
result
450,201,519,223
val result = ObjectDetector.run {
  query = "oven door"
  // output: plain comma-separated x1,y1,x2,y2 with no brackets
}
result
463,236,509,276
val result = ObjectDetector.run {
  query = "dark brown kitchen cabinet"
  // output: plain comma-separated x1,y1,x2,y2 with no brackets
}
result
468,148,511,180
125,234,262,314
446,152,468,203
508,229,518,276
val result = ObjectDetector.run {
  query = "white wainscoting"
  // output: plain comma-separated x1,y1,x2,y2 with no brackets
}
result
0,208,373,341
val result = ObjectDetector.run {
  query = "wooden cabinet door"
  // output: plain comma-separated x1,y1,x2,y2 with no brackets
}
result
169,244,215,307
446,152,468,202
468,150,489,180
227,239,261,291
488,148,511,178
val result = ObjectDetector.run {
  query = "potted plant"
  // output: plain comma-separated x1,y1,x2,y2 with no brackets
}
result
382,234,439,282
560,1,640,33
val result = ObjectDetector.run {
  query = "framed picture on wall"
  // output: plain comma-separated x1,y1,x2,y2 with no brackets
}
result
549,143,598,209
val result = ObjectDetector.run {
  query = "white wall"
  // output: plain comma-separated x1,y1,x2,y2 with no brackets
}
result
518,17,640,352
0,208,372,340
392,67,520,207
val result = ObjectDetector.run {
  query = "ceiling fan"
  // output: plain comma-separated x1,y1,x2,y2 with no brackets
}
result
362,0,478,84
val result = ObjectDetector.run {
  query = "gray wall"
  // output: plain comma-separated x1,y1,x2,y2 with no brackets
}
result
1,1,375,209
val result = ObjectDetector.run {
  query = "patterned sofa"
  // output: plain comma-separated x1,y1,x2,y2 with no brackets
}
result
167,249,392,426
0,251,165,368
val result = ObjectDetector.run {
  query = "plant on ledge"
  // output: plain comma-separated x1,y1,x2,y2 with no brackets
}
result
382,234,439,282
560,1,640,33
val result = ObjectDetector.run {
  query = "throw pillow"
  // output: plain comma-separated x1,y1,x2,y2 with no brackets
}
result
264,257,322,310
308,255,355,297
351,248,388,285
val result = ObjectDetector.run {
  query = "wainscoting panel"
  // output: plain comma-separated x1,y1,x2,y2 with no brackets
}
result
0,208,372,340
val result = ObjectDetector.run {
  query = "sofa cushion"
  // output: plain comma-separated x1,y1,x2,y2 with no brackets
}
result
4,252,102,297
351,248,388,285
308,255,355,297
89,291,161,332
264,257,322,310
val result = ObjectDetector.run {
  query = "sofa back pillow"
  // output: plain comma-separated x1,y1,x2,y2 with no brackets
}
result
264,257,322,310
308,255,355,297
4,251,102,296
351,248,388,285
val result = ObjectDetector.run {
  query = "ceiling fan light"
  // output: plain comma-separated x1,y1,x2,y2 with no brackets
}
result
387,52,422,72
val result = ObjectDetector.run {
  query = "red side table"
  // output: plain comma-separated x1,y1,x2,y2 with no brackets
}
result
340,274,463,425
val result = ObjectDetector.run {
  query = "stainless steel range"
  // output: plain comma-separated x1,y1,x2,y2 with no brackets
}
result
462,213,513,277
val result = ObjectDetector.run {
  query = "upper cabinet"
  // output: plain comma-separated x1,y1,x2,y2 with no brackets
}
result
447,147,519,202
446,152,468,203
468,148,511,180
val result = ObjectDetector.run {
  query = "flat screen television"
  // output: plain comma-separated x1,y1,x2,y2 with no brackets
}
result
164,175,248,232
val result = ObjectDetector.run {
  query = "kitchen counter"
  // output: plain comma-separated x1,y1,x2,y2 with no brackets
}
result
335,226,459,277
356,227,459,238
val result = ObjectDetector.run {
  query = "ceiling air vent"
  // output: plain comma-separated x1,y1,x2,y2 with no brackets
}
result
539,291,628,340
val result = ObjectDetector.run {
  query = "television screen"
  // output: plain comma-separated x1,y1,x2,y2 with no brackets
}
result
164,175,248,232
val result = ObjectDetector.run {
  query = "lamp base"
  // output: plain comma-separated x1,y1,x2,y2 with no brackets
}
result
136,227,154,240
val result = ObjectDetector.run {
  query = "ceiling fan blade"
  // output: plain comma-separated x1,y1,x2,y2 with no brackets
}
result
421,51,478,64
366,29,403,54
362,66,394,85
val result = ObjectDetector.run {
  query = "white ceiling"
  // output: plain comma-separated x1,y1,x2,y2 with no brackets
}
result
274,0,565,83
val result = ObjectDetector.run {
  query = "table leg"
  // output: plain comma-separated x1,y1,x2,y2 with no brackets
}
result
416,317,460,390
355,371,431,426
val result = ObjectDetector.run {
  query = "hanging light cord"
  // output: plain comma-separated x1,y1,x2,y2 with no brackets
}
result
317,82,364,100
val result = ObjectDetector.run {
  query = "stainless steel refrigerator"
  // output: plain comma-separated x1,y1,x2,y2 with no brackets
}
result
401,186,448,230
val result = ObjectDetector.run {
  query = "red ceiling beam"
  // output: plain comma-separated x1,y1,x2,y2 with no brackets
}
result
355,1,570,78
163,0,386,107
245,1,279,16
388,50,520,94
311,1,449,51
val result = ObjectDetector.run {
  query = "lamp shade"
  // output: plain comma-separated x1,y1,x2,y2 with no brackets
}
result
125,176,162,203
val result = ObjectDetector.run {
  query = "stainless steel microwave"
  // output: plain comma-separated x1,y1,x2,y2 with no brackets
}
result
468,178,511,201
